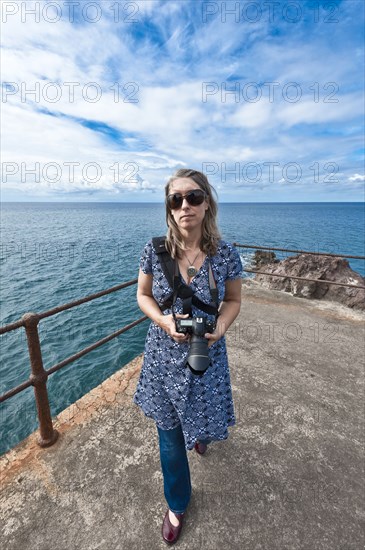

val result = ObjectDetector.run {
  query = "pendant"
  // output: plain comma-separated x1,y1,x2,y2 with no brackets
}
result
187,266,197,277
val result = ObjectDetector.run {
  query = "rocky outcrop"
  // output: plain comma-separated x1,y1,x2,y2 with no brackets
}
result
252,250,280,268
252,252,365,311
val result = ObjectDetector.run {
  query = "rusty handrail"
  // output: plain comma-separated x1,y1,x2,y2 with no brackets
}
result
0,315,147,404
0,278,139,334
233,243,365,290
22,312,58,448
243,269,365,290
1,242,364,452
233,243,365,260
0,277,145,448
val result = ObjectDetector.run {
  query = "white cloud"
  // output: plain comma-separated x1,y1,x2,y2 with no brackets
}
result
349,174,365,182
1,0,364,200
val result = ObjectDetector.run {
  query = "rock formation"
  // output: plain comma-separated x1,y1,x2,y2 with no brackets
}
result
252,252,365,311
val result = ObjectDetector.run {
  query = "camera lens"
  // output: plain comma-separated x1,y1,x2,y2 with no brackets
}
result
186,334,210,376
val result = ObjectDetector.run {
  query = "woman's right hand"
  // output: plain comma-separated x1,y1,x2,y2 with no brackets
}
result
157,313,190,344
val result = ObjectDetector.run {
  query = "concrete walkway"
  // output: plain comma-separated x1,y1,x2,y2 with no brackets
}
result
1,281,364,550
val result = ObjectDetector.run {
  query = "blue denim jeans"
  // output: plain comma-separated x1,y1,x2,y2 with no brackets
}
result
157,423,211,514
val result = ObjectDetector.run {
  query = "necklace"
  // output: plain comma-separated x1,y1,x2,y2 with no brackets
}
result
184,249,201,278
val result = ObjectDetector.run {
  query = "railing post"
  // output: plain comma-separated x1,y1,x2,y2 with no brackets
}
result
22,312,59,448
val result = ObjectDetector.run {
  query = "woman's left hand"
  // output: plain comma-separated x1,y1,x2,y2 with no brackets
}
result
204,322,225,348
204,279,242,348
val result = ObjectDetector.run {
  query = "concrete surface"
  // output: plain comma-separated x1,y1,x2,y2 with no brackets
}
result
1,280,364,550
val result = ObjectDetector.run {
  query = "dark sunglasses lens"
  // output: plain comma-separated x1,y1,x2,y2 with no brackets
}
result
186,190,205,205
168,194,183,209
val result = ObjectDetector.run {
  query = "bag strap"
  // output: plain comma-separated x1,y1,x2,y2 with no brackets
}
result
152,236,175,290
152,236,219,316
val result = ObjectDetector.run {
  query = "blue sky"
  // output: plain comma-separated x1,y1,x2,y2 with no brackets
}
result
1,0,364,202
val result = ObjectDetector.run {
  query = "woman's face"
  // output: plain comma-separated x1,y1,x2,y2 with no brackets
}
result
167,177,209,233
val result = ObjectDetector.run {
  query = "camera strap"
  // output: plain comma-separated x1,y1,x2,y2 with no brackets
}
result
152,236,219,317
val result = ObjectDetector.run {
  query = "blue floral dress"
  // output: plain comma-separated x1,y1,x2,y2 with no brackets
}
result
133,239,243,451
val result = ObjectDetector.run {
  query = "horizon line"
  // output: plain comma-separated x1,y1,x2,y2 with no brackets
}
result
1,200,364,204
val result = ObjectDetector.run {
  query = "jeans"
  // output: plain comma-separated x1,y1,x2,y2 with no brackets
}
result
157,423,211,514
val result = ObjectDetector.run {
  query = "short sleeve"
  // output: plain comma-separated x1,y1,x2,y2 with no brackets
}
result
139,240,153,274
226,243,243,280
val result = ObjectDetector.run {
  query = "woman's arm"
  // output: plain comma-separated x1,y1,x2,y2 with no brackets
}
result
137,268,165,325
204,278,242,347
137,268,189,343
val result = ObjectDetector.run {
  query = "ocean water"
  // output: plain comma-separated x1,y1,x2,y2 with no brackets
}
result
1,202,364,455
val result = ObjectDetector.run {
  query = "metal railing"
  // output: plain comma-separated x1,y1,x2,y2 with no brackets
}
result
0,278,147,448
1,244,364,452
233,243,365,290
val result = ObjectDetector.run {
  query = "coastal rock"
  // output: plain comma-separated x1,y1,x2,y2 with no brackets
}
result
252,250,280,268
253,252,365,310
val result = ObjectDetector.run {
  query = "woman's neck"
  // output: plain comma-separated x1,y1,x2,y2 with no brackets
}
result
179,228,202,250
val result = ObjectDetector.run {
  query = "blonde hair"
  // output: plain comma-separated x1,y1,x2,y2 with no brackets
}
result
164,168,221,258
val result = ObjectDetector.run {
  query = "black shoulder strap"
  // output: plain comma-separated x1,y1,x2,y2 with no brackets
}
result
152,236,219,316
152,236,175,291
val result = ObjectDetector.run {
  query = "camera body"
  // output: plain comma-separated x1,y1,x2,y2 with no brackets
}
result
175,316,216,337
175,317,216,376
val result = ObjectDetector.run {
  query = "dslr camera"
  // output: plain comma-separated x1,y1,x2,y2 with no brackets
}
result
175,317,216,376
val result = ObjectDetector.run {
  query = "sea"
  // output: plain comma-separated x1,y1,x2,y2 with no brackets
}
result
1,202,364,455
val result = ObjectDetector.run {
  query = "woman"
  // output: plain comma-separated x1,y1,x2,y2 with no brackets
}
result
133,168,242,544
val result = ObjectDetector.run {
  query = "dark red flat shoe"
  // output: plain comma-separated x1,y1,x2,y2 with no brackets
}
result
194,441,207,455
162,509,185,545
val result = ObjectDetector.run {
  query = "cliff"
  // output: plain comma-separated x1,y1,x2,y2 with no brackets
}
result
252,251,365,310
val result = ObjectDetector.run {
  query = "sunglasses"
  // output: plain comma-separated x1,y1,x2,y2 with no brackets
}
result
166,189,206,210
